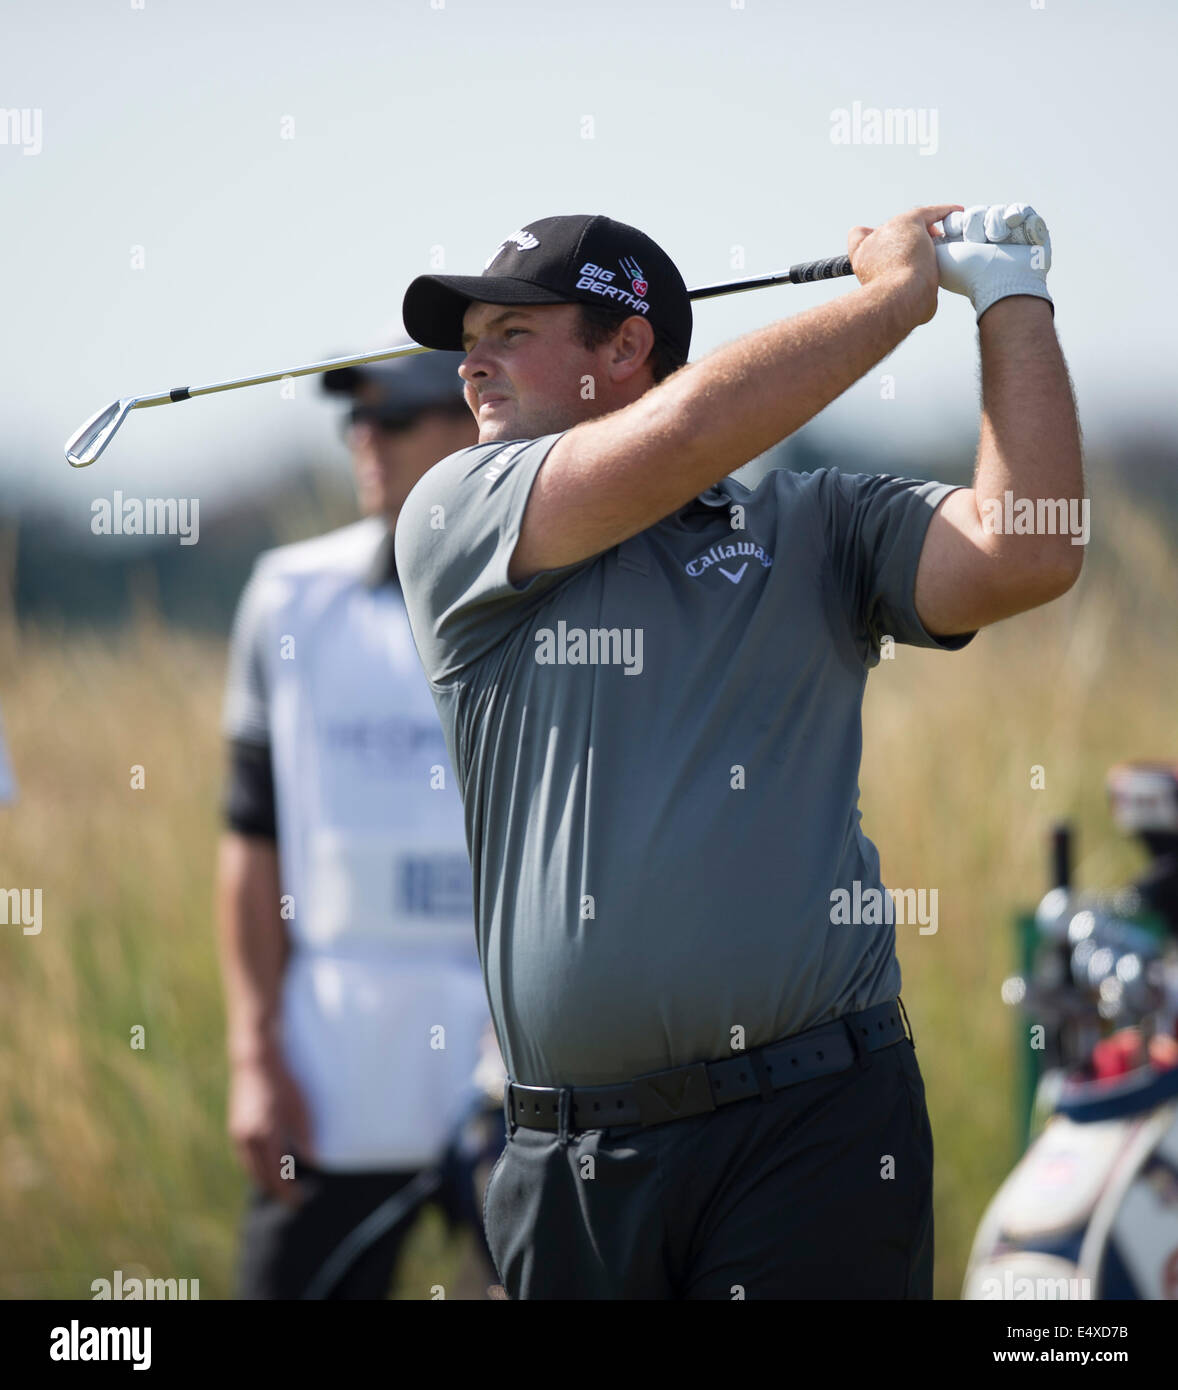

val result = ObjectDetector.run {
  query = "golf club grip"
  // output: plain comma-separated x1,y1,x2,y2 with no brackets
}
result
789,254,853,283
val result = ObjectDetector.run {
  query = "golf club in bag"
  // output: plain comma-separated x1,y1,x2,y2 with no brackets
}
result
963,761,1178,1300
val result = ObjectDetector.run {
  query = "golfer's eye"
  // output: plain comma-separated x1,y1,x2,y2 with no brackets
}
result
504,328,527,339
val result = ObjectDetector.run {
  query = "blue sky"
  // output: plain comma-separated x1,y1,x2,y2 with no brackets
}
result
3,0,1174,516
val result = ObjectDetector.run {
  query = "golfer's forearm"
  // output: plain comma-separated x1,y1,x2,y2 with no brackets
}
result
521,275,922,575
973,297,1085,577
215,833,288,1065
666,274,922,479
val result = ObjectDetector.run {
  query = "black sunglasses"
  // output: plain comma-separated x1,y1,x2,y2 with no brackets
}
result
340,407,419,441
340,402,470,442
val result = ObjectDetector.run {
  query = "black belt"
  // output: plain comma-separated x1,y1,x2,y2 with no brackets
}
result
505,998,912,1134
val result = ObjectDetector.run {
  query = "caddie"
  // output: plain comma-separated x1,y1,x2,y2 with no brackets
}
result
217,344,504,1299
393,204,1083,1298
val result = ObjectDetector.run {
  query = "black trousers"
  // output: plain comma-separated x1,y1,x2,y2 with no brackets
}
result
483,1036,934,1299
236,1111,507,1299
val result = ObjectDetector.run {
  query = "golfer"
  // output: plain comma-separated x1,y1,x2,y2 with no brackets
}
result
394,205,1083,1298
217,345,503,1299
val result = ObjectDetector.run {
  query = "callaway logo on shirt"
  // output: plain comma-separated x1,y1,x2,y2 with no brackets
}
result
684,539,775,583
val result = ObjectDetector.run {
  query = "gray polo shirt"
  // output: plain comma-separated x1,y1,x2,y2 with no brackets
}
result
395,433,975,1087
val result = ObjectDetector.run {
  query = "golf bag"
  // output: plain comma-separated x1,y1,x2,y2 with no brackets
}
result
963,761,1178,1300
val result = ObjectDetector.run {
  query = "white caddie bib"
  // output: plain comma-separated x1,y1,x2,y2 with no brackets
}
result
245,519,489,1171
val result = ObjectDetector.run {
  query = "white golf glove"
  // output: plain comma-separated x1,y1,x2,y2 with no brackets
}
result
935,203,1053,322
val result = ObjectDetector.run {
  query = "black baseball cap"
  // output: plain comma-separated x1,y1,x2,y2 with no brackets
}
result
402,214,692,363
321,346,467,422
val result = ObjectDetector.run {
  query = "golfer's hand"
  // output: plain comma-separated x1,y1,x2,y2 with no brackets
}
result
847,203,965,326
934,203,1053,322
228,1055,315,1207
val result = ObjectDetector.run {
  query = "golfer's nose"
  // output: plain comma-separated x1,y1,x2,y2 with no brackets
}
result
459,343,492,380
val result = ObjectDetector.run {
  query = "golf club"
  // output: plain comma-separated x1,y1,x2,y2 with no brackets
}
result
300,1085,500,1300
64,253,853,468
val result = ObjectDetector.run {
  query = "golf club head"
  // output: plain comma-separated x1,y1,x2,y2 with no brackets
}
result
65,398,136,468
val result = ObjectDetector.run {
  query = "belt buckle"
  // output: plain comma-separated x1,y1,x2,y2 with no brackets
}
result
632,1061,715,1126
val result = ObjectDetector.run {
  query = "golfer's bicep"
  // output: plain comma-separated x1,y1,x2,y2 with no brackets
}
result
509,432,624,583
507,403,703,584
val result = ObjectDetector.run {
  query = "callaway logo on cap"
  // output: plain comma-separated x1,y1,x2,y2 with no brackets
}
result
402,214,692,363
483,229,540,267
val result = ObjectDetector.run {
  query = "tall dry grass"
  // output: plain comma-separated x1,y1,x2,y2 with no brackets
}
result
863,488,1177,1290
0,613,471,1298
0,484,1174,1299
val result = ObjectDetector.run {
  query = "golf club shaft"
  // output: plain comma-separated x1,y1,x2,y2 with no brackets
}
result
134,341,436,411
64,253,854,467
149,256,851,403
690,254,853,299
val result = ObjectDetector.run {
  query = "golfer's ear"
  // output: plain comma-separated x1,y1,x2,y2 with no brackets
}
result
610,315,656,382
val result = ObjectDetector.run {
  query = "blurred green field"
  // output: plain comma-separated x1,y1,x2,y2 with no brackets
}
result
1,481,1175,1300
